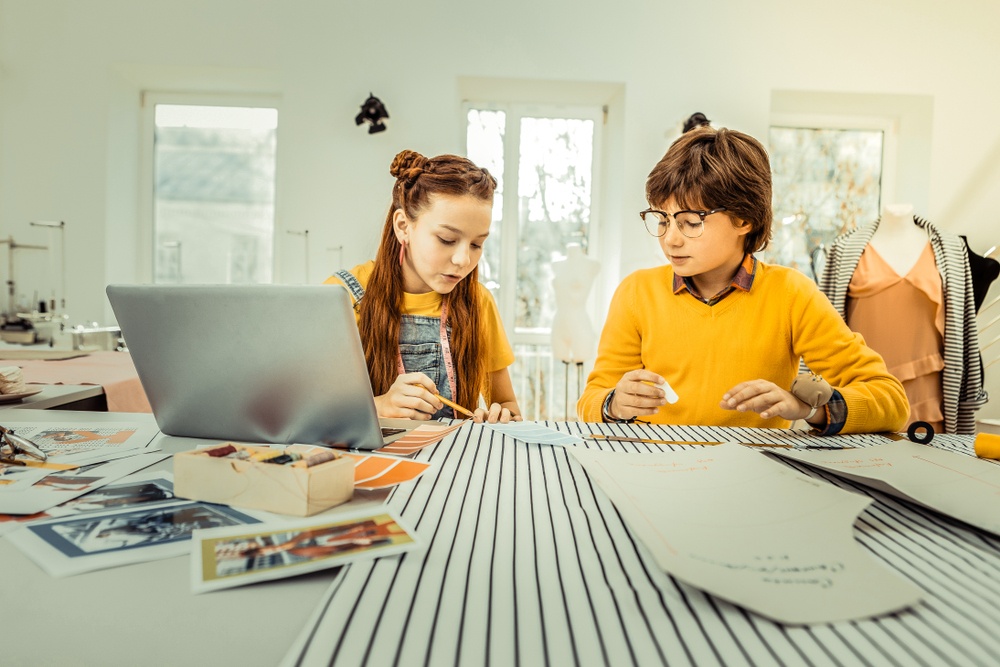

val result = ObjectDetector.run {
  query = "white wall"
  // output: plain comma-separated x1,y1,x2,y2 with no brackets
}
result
2,0,1000,415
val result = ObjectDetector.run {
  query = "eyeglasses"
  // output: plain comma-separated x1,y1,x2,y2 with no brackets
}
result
639,207,727,238
0,424,47,465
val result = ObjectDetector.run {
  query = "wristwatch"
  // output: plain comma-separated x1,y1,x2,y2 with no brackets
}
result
790,373,833,421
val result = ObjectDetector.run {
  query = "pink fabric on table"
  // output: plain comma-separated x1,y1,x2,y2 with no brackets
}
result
0,351,151,413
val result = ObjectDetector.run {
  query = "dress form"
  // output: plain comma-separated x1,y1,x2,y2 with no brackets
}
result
551,244,601,363
868,204,928,277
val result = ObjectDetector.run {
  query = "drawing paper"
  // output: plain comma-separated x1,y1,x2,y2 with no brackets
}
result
569,443,922,624
772,441,1000,537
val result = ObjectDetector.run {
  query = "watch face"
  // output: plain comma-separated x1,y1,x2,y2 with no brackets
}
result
791,374,832,408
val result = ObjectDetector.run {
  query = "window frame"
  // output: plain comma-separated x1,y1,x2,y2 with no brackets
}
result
462,101,605,347
138,91,282,284
769,112,900,209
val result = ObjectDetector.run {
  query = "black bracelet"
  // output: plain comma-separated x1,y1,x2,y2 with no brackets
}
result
602,390,638,424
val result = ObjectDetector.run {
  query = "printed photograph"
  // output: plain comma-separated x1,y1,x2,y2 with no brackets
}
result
193,510,420,592
57,477,174,513
29,502,258,558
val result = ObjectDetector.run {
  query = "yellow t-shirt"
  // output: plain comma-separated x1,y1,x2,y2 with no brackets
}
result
324,261,514,373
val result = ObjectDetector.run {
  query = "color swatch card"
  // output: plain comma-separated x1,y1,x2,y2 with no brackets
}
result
344,452,432,490
485,422,584,447
570,443,922,624
376,422,463,456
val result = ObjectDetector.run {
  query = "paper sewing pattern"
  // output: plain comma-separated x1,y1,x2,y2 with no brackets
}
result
485,422,584,447
569,443,922,624
772,440,1000,537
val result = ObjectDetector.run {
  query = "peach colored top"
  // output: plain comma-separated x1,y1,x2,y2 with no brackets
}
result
846,243,944,431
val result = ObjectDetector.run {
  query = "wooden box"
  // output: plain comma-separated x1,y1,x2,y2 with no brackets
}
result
174,444,354,517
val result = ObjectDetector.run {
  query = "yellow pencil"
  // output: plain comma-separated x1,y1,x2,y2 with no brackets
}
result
435,393,476,418
583,434,723,445
583,434,794,448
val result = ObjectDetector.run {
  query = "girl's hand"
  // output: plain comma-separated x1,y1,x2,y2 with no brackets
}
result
721,379,813,421
473,403,522,424
608,369,668,421
374,372,442,420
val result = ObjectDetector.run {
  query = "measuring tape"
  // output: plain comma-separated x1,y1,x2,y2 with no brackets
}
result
395,302,459,419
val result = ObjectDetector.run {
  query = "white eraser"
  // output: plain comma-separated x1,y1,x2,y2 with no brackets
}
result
658,380,679,404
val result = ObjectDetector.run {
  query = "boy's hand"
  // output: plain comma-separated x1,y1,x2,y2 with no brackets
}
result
608,370,669,421
721,379,813,421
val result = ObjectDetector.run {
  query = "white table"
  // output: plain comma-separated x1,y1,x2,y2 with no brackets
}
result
5,412,1000,666
289,422,1000,667
0,384,106,411
2,409,330,667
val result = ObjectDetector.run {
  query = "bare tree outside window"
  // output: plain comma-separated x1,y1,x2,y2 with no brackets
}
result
152,104,278,284
763,126,883,281
466,106,600,420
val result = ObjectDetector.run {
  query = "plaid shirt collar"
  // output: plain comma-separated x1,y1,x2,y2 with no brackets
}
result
672,253,757,305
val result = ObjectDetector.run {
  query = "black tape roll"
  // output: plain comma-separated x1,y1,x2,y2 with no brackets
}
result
906,421,935,444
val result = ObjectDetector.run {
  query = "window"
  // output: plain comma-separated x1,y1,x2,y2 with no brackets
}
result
141,95,279,284
466,104,602,419
763,121,889,280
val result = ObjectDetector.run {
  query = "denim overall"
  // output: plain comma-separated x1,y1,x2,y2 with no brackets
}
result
335,270,456,420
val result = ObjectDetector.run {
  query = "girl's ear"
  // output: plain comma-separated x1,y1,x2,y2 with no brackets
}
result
734,218,752,237
392,208,409,243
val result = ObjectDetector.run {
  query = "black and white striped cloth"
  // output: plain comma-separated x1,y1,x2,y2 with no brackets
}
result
819,216,988,434
284,422,1000,667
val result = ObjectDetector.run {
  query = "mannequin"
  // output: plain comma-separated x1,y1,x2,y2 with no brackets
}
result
867,204,928,276
819,210,987,434
550,244,601,363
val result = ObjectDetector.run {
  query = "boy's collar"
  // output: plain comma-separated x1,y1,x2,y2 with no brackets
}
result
672,253,757,296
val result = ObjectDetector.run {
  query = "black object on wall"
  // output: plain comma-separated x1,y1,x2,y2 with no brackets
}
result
355,93,389,134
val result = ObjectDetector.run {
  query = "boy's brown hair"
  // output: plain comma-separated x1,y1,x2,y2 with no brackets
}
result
645,127,772,253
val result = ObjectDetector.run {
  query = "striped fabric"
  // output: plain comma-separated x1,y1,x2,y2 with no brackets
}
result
285,422,1000,667
819,217,987,434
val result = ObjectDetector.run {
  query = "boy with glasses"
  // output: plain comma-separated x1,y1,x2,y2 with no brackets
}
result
578,127,908,434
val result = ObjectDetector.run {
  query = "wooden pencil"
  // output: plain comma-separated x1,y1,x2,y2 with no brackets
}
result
582,434,794,448
435,393,476,418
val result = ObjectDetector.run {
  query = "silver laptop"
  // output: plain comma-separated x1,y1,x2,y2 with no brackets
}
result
106,284,417,449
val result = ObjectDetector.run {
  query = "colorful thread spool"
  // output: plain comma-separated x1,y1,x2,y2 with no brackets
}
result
973,433,1000,460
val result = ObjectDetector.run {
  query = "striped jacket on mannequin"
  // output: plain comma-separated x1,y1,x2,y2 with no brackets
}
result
819,215,987,434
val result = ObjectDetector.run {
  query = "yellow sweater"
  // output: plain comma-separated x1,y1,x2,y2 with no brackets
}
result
578,261,909,433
